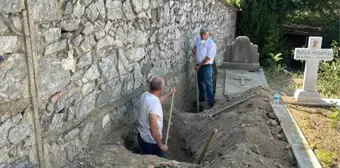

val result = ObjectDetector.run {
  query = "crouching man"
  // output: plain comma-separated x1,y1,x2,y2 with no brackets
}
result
137,77,176,157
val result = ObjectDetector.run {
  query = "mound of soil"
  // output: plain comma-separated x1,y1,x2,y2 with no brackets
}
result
65,87,296,168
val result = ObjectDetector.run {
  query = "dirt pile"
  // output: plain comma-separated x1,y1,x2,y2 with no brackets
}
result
65,87,296,168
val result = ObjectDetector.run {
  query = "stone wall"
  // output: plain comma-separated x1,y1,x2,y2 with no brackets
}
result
0,0,35,167
0,0,236,167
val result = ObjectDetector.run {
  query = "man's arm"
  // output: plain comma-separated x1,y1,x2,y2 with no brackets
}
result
159,88,176,103
198,57,211,67
159,91,171,103
192,46,196,57
149,114,168,152
195,57,211,71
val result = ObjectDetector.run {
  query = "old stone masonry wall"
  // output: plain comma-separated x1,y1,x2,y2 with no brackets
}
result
0,0,236,167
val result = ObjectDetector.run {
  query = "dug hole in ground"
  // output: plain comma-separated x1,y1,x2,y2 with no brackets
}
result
65,87,297,168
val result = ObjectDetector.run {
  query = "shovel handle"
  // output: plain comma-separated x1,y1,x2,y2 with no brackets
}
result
165,93,175,145
196,71,199,113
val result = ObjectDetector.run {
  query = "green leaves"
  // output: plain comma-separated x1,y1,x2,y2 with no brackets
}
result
225,0,241,8
272,53,283,62
238,0,291,66
266,52,285,74
317,41,340,98
287,0,340,46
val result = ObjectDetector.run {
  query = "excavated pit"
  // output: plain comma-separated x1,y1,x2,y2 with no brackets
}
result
67,87,297,168
121,123,195,163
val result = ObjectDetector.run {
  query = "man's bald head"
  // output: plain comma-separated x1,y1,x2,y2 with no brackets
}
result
150,77,165,91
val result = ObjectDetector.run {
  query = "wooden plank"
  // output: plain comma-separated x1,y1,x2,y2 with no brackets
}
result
271,102,322,168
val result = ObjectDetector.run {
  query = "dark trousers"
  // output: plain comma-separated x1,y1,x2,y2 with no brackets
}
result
197,64,214,105
138,133,165,158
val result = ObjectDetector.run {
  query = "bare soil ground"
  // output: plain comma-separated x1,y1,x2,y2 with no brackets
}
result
288,105,340,167
65,87,296,168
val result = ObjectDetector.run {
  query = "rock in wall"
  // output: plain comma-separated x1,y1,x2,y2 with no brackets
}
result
0,0,236,167
0,0,35,166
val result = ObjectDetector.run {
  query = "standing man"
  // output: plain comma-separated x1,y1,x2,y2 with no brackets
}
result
192,28,217,109
137,77,176,157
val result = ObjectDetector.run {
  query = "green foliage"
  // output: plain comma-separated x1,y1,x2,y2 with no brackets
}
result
329,104,340,128
238,0,339,66
288,0,340,23
286,0,340,46
238,0,291,65
315,149,339,167
269,53,283,65
265,53,285,74
318,41,340,98
225,0,241,8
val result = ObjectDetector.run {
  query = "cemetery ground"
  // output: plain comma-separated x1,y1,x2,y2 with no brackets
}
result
265,69,340,167
64,87,296,168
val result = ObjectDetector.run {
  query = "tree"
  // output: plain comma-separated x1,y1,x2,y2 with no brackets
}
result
237,0,292,65
287,0,340,46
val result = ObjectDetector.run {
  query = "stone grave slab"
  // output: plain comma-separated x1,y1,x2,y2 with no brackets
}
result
224,69,268,96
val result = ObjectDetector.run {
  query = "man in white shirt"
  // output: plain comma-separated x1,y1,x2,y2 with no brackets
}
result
192,28,217,109
137,77,176,157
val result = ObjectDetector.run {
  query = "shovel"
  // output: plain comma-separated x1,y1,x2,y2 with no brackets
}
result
165,92,175,145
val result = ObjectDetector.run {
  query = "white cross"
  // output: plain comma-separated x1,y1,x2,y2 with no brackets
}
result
294,36,333,102
234,73,251,86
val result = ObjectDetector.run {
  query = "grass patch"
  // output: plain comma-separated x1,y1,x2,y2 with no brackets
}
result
264,68,306,98
315,149,339,166
288,105,340,168
265,68,339,99
329,105,340,129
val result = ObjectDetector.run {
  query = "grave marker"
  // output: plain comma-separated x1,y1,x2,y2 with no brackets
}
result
233,74,250,86
294,37,333,102
222,36,260,71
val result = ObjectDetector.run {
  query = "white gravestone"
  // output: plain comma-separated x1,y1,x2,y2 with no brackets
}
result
294,37,333,102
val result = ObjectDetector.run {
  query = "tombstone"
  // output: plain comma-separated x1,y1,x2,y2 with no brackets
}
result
222,36,260,71
217,36,268,96
294,36,334,102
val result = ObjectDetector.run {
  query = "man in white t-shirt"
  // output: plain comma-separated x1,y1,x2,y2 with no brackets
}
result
137,77,176,157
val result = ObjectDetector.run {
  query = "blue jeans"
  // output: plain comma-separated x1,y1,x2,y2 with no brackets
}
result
138,133,165,158
197,64,214,106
